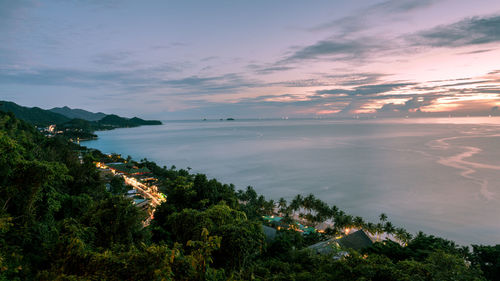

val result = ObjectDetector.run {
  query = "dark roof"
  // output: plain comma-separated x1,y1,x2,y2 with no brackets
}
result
308,240,340,255
308,230,373,255
107,163,151,175
262,225,277,242
337,230,373,251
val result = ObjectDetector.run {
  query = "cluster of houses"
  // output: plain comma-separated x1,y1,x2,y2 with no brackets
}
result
262,215,374,257
37,124,63,137
97,160,163,219
97,156,376,256
263,215,317,234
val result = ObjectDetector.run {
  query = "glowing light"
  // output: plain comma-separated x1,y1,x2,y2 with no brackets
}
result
316,109,341,115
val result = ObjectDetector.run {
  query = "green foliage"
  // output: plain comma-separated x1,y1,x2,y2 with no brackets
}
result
109,176,127,195
153,203,264,270
0,111,498,280
0,101,70,126
82,196,149,249
470,245,500,281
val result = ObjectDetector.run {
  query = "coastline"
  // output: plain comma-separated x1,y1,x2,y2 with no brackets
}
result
83,119,500,246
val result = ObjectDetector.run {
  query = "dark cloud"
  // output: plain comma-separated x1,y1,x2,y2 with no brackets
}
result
0,65,261,96
439,80,491,88
317,82,415,97
0,68,136,88
254,66,295,74
162,74,263,93
271,79,334,88
91,51,134,66
150,42,189,50
281,13,499,67
410,15,500,47
378,96,434,113
327,73,388,86
0,64,184,89
0,0,35,31
457,49,494,55
281,38,381,63
310,0,436,33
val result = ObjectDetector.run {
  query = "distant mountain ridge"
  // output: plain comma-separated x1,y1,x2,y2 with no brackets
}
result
0,101,70,126
0,100,162,131
50,106,107,121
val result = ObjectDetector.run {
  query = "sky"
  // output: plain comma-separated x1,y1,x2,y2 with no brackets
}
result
1,0,500,119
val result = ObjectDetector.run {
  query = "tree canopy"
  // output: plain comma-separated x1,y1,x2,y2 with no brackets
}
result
0,110,497,280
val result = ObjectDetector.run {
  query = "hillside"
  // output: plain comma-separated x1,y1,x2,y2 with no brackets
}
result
0,101,162,133
98,114,162,128
0,111,497,280
50,106,107,121
0,101,70,126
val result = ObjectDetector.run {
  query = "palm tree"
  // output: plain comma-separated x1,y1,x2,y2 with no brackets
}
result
290,194,303,217
330,205,339,218
264,199,275,215
375,222,384,241
384,221,395,235
353,216,365,229
365,222,376,236
395,227,412,245
303,194,316,213
379,213,388,223
278,197,287,215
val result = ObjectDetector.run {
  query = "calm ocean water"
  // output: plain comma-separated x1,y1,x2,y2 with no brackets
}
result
85,117,500,245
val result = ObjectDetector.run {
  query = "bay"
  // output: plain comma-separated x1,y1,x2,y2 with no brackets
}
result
84,117,500,245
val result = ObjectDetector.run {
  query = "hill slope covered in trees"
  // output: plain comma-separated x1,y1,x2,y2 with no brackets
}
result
0,101,162,141
0,111,498,280
50,106,107,121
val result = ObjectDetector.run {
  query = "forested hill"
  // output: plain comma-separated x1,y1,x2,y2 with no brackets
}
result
0,100,70,126
0,100,162,130
0,110,499,280
50,106,107,121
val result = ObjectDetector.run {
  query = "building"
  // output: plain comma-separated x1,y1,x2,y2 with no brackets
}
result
308,230,373,255
262,225,277,242
106,163,151,176
133,198,149,209
262,215,317,234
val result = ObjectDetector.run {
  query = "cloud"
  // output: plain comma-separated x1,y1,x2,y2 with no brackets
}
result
281,37,382,63
161,74,263,94
329,73,388,86
378,96,434,112
150,42,189,50
409,14,500,47
254,66,295,75
0,63,182,93
91,51,134,66
317,82,415,97
0,0,35,31
310,0,436,33
279,13,500,67
457,49,494,55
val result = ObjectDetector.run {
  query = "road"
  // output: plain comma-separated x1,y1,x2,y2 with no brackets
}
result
123,175,163,207
96,162,165,208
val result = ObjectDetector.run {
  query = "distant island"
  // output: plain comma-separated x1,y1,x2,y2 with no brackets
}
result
0,101,162,141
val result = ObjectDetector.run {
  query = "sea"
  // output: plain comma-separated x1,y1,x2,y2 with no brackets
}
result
84,117,500,245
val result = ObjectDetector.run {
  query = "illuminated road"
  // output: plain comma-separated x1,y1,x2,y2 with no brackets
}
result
123,175,163,207
96,162,165,208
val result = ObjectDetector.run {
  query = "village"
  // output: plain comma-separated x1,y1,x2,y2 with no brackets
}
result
95,158,166,226
92,152,405,256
